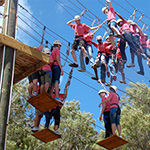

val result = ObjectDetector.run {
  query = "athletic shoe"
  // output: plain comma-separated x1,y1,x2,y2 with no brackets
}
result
137,71,144,75
69,63,78,67
55,97,62,102
32,92,38,97
32,127,40,132
91,77,98,80
127,63,135,68
78,69,86,72
54,130,61,135
105,82,112,86
113,75,117,81
109,48,116,54
141,53,147,59
85,57,89,65
119,80,126,84
27,95,32,99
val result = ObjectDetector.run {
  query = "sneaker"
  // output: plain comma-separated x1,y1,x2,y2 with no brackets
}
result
97,79,105,84
113,75,117,81
69,63,78,67
109,48,116,54
105,82,112,86
32,92,38,97
137,71,144,75
32,127,40,132
78,69,86,72
54,130,61,135
120,80,126,84
55,97,62,102
127,63,135,68
91,77,98,80
141,53,147,59
85,57,89,65
27,95,32,99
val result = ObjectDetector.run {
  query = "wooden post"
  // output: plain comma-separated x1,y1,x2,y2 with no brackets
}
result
0,0,10,100
0,0,18,149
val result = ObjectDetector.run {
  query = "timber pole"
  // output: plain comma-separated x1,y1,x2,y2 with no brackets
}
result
0,0,10,100
0,0,18,149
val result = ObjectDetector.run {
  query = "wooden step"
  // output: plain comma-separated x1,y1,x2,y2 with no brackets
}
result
96,134,129,150
32,128,61,143
28,92,63,113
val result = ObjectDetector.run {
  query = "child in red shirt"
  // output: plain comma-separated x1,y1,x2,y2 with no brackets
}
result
102,0,123,54
67,15,101,68
99,86,121,137
99,89,112,138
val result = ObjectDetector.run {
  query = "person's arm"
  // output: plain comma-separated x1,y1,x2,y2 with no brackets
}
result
38,44,43,51
136,23,144,36
99,103,106,121
115,11,125,22
107,0,112,8
90,24,102,30
67,19,75,26
99,97,111,107
56,55,64,76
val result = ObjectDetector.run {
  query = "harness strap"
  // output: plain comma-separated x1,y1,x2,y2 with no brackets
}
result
103,116,108,124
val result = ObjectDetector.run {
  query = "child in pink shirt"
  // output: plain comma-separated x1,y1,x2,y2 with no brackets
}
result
102,0,123,54
98,89,112,138
99,86,121,136
67,15,101,68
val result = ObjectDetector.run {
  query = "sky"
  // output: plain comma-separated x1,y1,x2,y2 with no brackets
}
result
1,0,150,133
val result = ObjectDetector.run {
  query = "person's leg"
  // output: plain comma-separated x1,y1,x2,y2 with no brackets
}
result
100,64,106,83
33,109,43,131
54,82,59,98
87,45,94,67
137,55,144,75
32,79,38,93
70,49,77,64
44,71,52,92
109,35,116,49
120,39,127,62
79,50,86,71
28,82,33,96
101,55,110,78
111,124,116,135
53,109,60,133
49,85,55,96
108,56,116,80
117,125,121,136
44,111,51,128
81,46,87,58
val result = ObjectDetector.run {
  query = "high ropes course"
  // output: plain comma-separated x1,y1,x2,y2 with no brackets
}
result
0,0,150,149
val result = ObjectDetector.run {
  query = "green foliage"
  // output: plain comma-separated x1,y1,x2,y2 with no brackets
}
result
7,80,98,150
120,82,150,150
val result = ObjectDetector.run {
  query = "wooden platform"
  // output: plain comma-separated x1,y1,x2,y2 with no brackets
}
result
32,128,61,143
0,33,50,84
28,92,63,113
96,134,129,150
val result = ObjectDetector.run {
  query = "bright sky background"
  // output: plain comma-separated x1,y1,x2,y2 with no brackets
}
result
1,0,150,132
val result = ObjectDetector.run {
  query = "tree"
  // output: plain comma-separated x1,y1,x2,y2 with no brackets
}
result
6,79,98,150
119,82,150,150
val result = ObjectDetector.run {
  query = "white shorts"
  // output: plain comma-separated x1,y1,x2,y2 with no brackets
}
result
95,55,101,67
101,55,106,64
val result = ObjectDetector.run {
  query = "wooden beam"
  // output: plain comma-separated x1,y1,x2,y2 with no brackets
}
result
0,33,50,63
0,0,5,6
28,92,63,113
96,134,129,150
32,128,61,143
